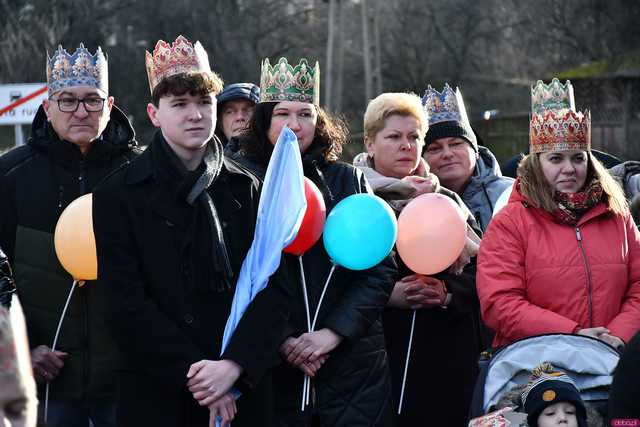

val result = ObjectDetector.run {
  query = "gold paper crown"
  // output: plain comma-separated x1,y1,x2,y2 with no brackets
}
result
260,57,320,105
145,35,211,94
529,79,590,154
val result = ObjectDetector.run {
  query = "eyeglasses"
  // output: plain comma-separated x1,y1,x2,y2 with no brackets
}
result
50,97,106,112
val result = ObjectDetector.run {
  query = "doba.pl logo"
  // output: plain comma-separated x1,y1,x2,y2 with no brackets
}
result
611,420,640,427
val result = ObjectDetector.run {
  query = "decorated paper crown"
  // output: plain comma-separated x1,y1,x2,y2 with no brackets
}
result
260,57,320,105
529,78,590,154
46,44,108,96
421,84,471,127
531,78,575,114
145,35,212,94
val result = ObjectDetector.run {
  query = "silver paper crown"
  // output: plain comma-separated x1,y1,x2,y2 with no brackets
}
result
46,44,108,96
422,83,471,127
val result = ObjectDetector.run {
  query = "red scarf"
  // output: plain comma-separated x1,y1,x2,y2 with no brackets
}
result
552,180,604,225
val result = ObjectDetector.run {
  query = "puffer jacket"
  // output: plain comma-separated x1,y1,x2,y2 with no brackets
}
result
231,145,396,427
0,105,139,400
477,182,640,348
462,146,514,232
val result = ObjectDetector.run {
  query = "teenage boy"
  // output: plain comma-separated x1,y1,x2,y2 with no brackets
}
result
93,35,289,427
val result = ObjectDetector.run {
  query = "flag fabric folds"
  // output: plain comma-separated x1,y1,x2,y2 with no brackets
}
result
220,125,306,354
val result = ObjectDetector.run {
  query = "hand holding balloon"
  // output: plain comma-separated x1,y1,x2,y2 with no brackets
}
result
403,275,447,309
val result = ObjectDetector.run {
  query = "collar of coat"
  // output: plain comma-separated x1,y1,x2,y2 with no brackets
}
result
125,131,260,191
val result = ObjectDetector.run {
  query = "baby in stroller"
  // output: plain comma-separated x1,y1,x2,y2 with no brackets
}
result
468,334,620,426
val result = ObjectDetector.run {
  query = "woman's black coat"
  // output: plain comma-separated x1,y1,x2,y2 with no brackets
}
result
228,144,397,427
93,136,292,427
382,188,484,427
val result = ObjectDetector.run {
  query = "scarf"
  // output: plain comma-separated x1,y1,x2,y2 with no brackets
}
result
552,179,604,226
352,152,439,212
352,152,479,274
157,134,233,292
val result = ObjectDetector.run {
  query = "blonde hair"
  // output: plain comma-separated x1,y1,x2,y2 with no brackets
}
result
518,151,628,216
363,92,428,141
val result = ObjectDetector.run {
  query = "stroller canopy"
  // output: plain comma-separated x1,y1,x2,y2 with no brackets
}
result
482,334,620,413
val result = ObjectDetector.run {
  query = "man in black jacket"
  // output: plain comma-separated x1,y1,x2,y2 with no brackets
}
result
93,35,290,427
0,43,138,427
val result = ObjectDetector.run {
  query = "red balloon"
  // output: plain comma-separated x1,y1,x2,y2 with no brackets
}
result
284,177,326,255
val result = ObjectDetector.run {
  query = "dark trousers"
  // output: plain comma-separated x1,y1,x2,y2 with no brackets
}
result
37,398,116,427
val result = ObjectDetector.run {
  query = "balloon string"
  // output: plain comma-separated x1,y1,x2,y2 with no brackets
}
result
304,263,336,406
310,263,336,331
299,256,312,333
299,256,312,411
45,280,78,424
398,309,417,415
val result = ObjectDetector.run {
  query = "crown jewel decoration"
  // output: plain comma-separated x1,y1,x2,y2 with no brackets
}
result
260,58,320,105
145,35,212,94
421,84,471,127
529,78,590,154
46,44,108,96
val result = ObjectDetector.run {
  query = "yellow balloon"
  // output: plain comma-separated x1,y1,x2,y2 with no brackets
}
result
54,193,97,281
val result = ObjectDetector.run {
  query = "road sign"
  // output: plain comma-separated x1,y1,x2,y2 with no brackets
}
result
0,83,48,125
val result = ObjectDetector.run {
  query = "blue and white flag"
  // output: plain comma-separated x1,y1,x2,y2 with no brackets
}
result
220,125,306,354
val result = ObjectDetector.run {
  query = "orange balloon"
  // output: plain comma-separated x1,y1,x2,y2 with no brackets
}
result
396,193,467,275
54,194,97,280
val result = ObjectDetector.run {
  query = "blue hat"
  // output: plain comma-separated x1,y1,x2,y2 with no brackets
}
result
217,83,260,105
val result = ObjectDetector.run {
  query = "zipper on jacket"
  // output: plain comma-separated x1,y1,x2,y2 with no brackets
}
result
575,227,594,327
78,159,87,195
58,185,64,209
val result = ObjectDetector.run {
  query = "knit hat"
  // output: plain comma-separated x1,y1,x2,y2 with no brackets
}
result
423,120,478,151
422,84,478,151
521,362,587,427
217,82,260,105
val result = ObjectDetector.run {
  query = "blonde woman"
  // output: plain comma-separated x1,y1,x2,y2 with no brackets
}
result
355,92,483,426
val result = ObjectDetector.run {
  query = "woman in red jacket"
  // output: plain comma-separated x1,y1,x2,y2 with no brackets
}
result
477,79,640,350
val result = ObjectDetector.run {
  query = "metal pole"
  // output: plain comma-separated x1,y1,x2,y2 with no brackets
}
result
335,0,345,113
14,124,24,147
361,0,372,104
325,0,336,111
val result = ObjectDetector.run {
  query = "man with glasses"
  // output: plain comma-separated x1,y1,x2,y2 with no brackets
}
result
0,43,138,427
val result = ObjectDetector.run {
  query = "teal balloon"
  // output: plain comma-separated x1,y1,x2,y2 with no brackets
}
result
323,193,397,270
